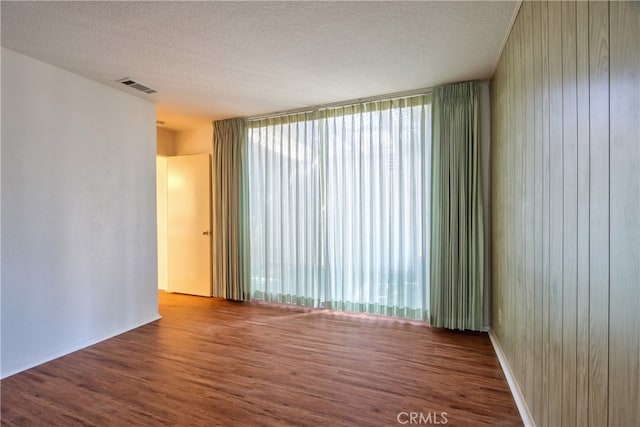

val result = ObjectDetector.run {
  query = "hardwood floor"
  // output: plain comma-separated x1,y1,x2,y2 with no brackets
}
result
1,292,522,426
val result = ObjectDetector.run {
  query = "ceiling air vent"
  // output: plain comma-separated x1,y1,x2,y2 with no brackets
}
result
117,78,156,94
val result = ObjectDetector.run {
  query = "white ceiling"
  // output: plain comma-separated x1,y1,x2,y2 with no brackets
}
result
1,1,519,131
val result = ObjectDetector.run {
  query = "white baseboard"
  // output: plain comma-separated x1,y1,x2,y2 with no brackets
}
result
488,329,536,427
1,313,162,379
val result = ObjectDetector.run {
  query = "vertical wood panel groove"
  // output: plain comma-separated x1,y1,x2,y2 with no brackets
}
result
561,2,578,425
522,1,535,407
575,2,590,426
542,2,550,425
588,2,610,425
531,2,544,422
548,3,564,424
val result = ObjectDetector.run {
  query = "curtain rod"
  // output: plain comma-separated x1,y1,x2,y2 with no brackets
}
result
247,86,433,121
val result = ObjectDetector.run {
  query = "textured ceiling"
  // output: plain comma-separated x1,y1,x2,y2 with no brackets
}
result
1,1,519,130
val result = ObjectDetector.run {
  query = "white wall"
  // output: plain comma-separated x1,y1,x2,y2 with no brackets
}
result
155,128,173,291
156,157,168,291
174,126,212,155
0,48,160,378
156,127,176,156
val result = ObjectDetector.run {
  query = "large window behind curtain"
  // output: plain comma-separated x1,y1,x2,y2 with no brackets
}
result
247,95,431,320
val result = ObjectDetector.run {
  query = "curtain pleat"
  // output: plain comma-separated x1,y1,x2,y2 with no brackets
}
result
212,118,250,301
430,81,484,330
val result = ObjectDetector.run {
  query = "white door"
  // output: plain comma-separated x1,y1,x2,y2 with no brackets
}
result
167,154,212,296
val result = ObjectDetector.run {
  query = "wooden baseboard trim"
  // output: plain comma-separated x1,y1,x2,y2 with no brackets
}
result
488,329,536,427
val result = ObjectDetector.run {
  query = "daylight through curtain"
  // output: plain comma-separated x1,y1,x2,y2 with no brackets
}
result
247,95,431,320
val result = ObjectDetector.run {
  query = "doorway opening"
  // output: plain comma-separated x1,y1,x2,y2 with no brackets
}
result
156,126,214,299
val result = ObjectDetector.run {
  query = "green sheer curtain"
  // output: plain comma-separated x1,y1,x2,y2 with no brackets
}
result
212,118,251,301
430,81,484,331
246,95,431,320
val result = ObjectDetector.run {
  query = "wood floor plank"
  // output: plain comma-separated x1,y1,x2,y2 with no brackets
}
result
1,292,522,426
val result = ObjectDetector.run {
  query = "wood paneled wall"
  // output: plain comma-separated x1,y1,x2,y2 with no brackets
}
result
490,2,639,426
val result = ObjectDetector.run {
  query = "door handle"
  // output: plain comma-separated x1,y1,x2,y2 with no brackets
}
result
202,230,211,235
